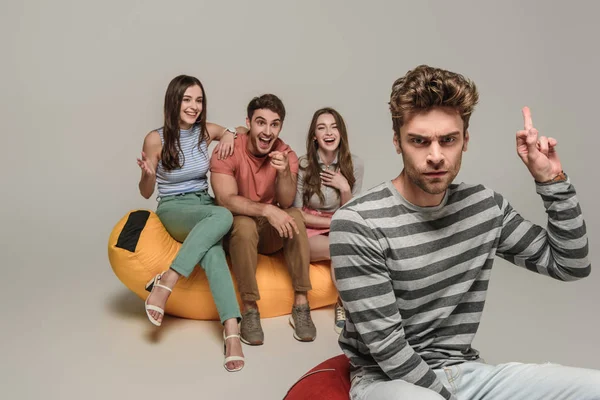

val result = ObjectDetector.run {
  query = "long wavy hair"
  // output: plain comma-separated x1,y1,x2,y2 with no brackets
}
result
161,75,208,171
301,108,355,207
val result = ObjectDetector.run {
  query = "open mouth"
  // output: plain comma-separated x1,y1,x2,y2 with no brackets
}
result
258,136,272,149
323,137,336,144
184,110,198,118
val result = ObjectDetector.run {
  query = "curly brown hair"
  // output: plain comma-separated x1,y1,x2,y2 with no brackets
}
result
389,65,479,138
301,108,355,207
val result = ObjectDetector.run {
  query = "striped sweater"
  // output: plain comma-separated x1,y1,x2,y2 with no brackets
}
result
329,178,590,399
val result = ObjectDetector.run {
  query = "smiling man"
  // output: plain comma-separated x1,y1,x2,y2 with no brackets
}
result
210,94,316,346
330,65,597,400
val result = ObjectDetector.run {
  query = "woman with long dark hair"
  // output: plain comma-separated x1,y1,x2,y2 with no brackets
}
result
137,75,245,372
293,107,364,334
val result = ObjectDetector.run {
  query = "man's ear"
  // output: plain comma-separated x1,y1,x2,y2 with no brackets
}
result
246,117,251,129
463,130,470,152
393,133,402,154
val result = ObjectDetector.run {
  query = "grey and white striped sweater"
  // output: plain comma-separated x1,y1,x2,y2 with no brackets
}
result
330,178,590,399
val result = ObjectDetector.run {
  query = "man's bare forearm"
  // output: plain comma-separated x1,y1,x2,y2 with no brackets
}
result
275,169,296,208
216,194,273,218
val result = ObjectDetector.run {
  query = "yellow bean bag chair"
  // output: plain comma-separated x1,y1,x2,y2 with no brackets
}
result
108,210,337,320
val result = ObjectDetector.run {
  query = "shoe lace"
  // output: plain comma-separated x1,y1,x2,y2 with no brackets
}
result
336,304,346,321
296,307,312,327
244,311,260,331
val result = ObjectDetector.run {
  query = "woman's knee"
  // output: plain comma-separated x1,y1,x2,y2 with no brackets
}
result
211,206,234,230
309,235,330,262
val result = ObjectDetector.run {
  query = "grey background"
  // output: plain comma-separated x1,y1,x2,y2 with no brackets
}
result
1,0,598,399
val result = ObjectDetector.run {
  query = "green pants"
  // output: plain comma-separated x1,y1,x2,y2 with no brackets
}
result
156,190,240,324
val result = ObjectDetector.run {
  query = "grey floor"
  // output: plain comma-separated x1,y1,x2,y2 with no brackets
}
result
3,261,343,400
3,224,600,400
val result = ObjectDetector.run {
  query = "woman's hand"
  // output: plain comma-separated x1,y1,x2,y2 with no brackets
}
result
214,130,235,160
137,151,156,177
321,169,350,192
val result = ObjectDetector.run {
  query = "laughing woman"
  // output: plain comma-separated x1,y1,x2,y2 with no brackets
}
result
137,75,245,372
293,107,364,334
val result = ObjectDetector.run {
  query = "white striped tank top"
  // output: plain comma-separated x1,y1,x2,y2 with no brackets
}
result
155,124,209,198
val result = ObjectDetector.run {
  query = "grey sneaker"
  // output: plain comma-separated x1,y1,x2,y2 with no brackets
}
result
240,308,264,345
289,303,317,342
334,301,346,334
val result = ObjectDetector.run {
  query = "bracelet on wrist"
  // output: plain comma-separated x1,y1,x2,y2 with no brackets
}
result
539,170,566,184
224,127,237,139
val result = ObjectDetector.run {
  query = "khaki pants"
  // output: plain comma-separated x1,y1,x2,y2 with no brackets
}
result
226,208,311,302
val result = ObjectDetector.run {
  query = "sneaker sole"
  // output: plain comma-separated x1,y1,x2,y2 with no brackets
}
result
288,316,316,342
334,317,345,334
240,336,264,346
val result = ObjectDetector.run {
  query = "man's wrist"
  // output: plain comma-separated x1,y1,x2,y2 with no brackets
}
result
537,170,566,184
276,165,292,176
223,127,237,139
261,204,274,218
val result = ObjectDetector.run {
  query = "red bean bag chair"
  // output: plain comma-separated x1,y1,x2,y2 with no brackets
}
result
284,354,351,400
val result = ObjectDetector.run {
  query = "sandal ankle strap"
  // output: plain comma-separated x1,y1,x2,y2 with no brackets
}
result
153,283,172,292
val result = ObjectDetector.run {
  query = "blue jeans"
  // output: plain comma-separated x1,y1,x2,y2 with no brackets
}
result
351,361,600,400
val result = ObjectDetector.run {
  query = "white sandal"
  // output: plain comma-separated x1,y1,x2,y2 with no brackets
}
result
223,331,245,372
144,272,172,326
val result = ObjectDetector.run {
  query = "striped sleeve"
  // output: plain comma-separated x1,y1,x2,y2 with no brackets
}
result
330,208,454,400
495,177,590,280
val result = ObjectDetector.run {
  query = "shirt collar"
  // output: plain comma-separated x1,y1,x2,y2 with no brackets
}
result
317,151,339,166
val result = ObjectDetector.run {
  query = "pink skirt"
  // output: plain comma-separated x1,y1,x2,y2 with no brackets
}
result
303,207,335,238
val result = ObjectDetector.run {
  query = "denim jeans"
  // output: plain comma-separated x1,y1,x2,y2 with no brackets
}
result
351,361,600,400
